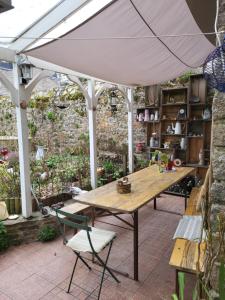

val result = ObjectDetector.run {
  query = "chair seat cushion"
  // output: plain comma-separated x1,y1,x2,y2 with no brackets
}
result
66,227,116,253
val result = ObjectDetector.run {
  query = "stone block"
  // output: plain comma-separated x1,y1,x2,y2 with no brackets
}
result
210,181,225,205
212,92,225,121
212,147,225,180
212,122,225,147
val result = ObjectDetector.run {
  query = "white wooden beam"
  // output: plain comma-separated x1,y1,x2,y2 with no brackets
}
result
13,63,32,218
0,70,18,105
127,88,134,174
9,0,90,52
0,46,16,62
87,79,97,189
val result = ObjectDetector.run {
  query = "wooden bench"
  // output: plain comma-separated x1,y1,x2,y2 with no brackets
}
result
169,168,210,295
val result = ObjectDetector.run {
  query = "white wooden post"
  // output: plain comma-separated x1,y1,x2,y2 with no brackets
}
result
13,63,32,218
127,88,134,173
87,79,97,189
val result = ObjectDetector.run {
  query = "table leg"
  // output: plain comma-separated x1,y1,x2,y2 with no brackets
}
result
153,197,157,210
133,210,139,281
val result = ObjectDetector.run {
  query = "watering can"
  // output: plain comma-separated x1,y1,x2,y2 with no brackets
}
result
172,121,184,135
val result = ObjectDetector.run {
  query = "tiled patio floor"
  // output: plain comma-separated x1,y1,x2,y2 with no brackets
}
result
0,195,195,300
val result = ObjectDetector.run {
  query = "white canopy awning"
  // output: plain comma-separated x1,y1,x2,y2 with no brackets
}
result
25,0,215,86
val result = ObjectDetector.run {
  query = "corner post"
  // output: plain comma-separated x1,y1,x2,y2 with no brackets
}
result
127,88,134,174
87,79,97,189
13,63,32,218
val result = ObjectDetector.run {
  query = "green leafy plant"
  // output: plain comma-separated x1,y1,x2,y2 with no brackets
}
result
0,221,9,251
47,111,57,122
28,121,38,137
103,160,114,174
37,225,57,242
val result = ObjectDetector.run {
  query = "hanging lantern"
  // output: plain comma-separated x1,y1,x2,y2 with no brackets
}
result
17,56,34,85
109,89,117,112
203,37,225,92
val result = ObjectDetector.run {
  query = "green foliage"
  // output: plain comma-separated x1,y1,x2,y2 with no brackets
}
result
28,121,38,137
37,225,57,242
29,94,50,111
4,112,12,120
47,111,57,122
0,222,9,251
0,163,20,199
103,160,114,174
46,155,63,169
219,262,225,299
136,158,149,170
177,71,194,85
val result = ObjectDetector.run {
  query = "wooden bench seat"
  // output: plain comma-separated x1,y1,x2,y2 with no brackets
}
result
169,168,210,294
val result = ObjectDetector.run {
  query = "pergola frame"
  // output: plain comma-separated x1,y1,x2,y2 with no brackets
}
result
0,47,134,218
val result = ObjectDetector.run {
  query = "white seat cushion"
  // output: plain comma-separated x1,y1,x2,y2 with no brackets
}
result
66,227,116,253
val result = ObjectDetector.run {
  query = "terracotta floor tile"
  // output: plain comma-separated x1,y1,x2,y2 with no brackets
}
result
1,195,196,299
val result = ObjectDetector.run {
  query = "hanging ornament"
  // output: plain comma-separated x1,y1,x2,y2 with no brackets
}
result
203,36,225,92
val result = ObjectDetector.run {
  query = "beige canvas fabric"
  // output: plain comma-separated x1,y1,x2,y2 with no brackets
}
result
26,0,215,86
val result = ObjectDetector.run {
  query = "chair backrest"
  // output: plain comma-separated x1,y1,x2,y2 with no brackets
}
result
55,208,92,243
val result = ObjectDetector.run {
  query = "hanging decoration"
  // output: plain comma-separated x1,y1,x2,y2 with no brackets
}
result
203,37,225,92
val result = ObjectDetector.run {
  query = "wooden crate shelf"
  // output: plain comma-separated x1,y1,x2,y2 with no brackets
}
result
137,74,211,178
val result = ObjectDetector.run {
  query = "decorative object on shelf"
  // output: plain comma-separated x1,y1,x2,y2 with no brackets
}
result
36,146,45,160
180,138,186,150
117,177,131,194
163,142,170,149
149,132,159,148
144,109,150,122
162,115,167,120
202,108,211,120
172,121,184,135
199,149,204,165
150,137,155,148
138,112,144,122
166,125,174,134
177,108,186,120
154,110,159,121
150,113,154,121
190,96,200,103
169,96,175,104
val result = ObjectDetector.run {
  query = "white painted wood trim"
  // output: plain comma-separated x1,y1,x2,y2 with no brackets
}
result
88,79,97,189
127,88,134,174
13,63,32,218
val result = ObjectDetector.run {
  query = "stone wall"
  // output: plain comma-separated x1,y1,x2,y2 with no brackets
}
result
209,1,225,295
3,212,59,245
0,74,146,154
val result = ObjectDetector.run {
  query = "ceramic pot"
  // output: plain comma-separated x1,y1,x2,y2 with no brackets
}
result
144,109,150,122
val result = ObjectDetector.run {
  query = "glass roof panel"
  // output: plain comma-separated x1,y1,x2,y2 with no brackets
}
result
0,0,61,45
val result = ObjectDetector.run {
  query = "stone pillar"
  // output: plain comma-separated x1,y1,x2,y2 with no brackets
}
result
209,2,225,294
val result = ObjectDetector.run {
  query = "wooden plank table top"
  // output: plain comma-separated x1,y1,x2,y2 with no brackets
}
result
169,239,206,273
75,165,194,213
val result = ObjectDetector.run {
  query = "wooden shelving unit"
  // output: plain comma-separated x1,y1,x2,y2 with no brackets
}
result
136,74,212,178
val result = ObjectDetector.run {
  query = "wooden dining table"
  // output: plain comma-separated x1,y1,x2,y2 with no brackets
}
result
75,165,195,281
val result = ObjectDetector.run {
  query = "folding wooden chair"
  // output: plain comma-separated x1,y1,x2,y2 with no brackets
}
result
55,209,120,299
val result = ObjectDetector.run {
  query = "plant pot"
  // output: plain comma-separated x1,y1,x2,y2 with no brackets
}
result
106,174,113,183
